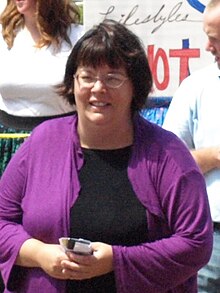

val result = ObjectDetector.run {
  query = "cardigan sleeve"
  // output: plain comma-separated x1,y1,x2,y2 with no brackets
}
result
112,169,213,293
112,119,213,293
0,139,32,288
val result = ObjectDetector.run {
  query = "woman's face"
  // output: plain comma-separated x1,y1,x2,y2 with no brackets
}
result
14,0,36,16
74,64,134,129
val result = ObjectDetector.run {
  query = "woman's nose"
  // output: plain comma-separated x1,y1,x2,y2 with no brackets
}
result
91,79,106,91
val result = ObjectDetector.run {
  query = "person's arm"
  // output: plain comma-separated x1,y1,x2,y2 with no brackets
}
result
163,79,218,174
163,76,220,175
163,79,196,150
0,140,33,288
0,139,69,285
112,142,213,292
16,239,43,268
191,146,220,174
0,139,90,285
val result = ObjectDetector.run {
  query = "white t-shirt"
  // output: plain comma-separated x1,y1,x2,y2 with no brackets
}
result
163,62,220,221
0,0,6,14
0,24,84,117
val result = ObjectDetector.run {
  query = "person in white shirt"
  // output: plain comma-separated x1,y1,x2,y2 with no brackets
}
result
0,0,6,14
0,0,83,175
163,0,220,291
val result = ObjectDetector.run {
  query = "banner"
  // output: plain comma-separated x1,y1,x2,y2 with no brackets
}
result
84,0,213,98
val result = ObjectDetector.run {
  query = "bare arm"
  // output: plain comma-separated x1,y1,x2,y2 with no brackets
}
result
16,238,70,279
16,238,46,267
191,146,220,174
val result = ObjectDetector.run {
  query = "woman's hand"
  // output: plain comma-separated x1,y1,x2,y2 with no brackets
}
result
17,239,113,280
16,239,70,280
36,243,71,280
60,242,113,280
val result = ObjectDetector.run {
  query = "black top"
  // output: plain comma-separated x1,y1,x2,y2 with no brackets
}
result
67,147,148,293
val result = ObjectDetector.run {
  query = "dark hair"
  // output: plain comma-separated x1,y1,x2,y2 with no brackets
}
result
57,19,153,113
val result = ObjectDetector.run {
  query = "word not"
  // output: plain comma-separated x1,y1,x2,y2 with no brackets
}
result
148,40,200,91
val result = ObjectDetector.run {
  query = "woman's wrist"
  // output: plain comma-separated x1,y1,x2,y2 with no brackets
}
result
16,238,45,268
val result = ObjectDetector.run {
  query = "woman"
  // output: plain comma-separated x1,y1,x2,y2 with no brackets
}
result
0,0,83,175
0,19,213,293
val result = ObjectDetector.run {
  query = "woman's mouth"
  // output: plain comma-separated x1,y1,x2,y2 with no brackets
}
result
91,102,108,107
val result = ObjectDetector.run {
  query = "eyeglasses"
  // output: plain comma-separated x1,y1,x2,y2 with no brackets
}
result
74,73,128,89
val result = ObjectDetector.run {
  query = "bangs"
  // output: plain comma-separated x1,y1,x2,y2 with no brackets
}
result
77,37,125,69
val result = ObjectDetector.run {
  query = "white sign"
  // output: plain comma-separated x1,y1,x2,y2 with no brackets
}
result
84,0,213,98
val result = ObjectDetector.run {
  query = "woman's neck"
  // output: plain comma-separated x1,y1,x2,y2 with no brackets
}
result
78,121,134,150
24,15,41,44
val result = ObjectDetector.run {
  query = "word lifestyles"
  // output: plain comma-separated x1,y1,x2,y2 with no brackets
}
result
100,2,200,34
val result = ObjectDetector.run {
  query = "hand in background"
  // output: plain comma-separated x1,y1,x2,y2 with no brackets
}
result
191,146,220,174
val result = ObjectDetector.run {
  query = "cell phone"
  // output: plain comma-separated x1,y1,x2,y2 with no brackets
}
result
59,237,93,255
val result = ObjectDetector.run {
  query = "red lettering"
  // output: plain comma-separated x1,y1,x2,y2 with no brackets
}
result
169,48,200,83
147,45,170,91
147,45,200,92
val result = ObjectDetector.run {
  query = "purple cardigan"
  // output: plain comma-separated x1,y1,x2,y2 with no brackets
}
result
0,114,212,293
